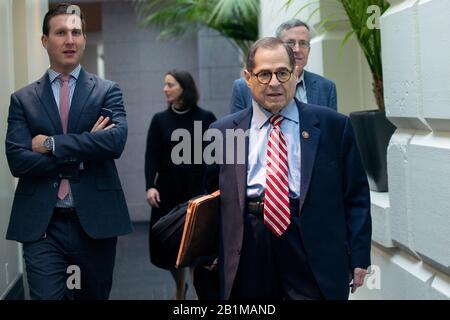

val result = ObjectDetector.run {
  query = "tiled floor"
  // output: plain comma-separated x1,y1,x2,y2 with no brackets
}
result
109,222,195,300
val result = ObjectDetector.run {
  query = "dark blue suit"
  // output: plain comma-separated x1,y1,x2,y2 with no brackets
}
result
206,99,371,300
5,68,132,299
229,70,337,113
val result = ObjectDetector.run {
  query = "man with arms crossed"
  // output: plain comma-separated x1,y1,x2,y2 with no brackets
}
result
5,3,132,299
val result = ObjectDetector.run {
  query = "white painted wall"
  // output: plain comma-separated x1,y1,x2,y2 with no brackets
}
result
368,0,450,299
351,0,449,299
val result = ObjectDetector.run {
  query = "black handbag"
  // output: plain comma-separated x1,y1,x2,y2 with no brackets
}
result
151,201,189,267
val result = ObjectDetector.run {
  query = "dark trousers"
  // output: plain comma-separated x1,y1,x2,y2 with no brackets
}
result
22,209,117,300
230,213,323,300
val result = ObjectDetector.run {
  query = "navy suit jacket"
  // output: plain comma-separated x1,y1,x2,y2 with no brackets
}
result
229,70,337,113
5,68,133,242
206,99,371,300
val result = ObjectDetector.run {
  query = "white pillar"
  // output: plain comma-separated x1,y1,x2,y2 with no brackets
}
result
0,0,22,300
12,0,49,88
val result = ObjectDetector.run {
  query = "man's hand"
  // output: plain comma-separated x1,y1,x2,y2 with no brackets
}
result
351,268,368,293
32,134,49,154
91,115,115,133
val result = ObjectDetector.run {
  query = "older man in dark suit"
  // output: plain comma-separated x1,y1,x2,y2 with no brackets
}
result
206,37,371,300
229,19,337,114
5,3,132,299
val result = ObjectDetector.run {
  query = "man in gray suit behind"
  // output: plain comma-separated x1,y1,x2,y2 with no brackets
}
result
5,3,132,299
229,19,337,113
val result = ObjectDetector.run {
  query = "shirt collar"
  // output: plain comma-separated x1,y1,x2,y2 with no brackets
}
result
297,71,305,89
48,64,81,83
252,98,299,129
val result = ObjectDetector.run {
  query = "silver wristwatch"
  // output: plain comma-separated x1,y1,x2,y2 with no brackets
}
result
43,136,54,153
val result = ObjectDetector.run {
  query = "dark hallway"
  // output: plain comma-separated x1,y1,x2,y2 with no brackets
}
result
109,222,195,300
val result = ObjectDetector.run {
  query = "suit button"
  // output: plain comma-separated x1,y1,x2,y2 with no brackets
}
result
53,182,58,188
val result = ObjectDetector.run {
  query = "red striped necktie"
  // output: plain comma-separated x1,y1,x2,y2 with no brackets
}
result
264,114,290,236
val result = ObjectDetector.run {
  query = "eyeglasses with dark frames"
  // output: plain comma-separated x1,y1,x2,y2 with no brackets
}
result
251,69,293,84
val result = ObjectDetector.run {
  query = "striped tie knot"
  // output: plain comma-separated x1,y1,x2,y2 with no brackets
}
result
267,114,286,162
58,74,70,85
269,114,284,127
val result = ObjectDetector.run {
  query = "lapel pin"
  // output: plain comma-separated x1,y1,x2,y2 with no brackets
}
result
302,131,310,139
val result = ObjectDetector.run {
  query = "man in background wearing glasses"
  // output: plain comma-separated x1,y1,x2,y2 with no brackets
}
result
229,19,337,113
204,37,371,299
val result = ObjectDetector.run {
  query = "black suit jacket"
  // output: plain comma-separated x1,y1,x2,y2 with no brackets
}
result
206,99,371,299
5,68,132,242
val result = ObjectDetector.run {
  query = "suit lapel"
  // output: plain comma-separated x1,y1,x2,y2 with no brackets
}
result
304,70,318,105
68,68,95,132
297,100,320,214
35,73,63,133
232,108,252,215
244,86,253,109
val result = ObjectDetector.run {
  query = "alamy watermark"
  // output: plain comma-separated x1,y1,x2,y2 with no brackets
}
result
170,121,289,166
66,265,81,290
363,265,381,290
367,5,382,30
63,5,82,31
62,263,381,292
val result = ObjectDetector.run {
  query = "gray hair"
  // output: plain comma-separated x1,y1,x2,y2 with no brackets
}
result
246,37,296,73
275,18,314,39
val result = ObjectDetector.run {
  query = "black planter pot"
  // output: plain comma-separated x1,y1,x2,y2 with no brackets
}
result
349,110,396,192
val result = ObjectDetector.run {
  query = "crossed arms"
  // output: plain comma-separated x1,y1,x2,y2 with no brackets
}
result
5,83,127,178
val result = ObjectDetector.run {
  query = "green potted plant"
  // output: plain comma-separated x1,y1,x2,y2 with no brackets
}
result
134,0,259,58
285,0,396,192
